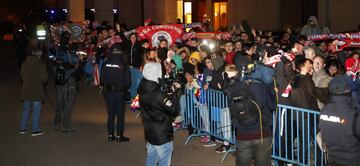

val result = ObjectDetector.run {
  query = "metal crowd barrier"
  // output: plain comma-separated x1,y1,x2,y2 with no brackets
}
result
183,89,236,162
183,88,325,165
273,105,325,166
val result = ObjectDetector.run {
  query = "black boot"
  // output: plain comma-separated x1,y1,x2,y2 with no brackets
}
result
108,130,115,142
116,130,129,142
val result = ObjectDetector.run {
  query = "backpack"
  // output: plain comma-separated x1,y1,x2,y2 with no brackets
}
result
229,80,261,127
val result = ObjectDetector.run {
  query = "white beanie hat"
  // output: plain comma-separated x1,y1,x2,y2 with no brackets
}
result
142,62,162,83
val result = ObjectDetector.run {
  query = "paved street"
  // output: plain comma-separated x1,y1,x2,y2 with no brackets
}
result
0,41,235,166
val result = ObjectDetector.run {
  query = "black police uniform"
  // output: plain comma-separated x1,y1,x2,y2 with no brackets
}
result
101,45,131,142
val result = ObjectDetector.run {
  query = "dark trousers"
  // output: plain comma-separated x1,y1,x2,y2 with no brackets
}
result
54,84,77,129
105,92,126,132
236,137,272,166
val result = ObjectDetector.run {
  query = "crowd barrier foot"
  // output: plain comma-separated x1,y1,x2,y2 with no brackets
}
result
271,160,279,166
221,147,236,162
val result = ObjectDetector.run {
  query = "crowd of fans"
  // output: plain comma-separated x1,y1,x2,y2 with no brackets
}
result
15,15,360,166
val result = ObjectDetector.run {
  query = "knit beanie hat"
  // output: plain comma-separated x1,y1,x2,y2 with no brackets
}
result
189,51,201,65
142,62,162,83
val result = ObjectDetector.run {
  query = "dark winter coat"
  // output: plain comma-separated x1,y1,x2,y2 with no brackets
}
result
319,95,360,165
124,41,143,68
224,77,276,140
101,54,131,100
20,56,48,101
138,79,180,145
290,74,328,111
275,61,295,105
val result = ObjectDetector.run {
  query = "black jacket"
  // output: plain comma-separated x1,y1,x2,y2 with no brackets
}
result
290,74,328,111
319,96,360,165
275,61,295,105
138,79,180,145
124,41,143,68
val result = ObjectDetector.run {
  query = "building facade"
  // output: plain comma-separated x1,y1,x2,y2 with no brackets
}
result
1,0,359,33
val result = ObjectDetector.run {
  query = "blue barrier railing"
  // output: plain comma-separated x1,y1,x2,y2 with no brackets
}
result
183,88,325,165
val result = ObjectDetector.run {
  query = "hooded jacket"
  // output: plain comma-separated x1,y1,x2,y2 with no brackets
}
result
300,16,322,36
20,56,48,101
138,79,180,145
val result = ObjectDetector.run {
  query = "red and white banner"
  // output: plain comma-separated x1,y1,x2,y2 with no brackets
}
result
136,24,184,48
308,32,360,41
308,32,360,51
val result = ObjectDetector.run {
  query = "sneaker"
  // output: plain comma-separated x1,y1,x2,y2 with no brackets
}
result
19,129,27,134
173,122,182,129
203,140,217,147
215,145,230,153
200,136,210,143
116,135,130,142
31,131,44,136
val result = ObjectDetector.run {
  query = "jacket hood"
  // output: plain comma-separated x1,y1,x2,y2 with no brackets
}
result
308,15,318,25
142,62,162,83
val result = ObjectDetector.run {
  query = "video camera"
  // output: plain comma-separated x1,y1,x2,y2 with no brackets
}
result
159,69,185,98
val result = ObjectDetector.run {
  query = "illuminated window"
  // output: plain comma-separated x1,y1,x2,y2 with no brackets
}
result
177,0,184,23
184,2,192,24
213,2,227,31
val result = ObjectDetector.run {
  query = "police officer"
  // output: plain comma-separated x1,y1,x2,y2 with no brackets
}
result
101,43,131,142
319,75,360,166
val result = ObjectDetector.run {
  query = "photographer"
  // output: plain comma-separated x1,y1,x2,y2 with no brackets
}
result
137,62,180,166
53,41,85,133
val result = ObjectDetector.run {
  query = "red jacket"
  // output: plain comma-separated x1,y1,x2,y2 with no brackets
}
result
225,51,235,64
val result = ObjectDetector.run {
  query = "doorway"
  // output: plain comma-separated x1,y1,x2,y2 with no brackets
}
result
213,1,227,31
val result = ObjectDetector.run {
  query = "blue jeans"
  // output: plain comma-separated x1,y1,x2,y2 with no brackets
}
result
146,141,173,166
20,101,42,132
130,67,143,98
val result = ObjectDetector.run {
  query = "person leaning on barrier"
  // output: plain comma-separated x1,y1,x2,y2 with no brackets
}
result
137,62,180,166
319,75,360,166
100,43,131,142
